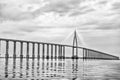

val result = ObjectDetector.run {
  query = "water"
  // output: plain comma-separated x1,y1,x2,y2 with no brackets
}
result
0,58,120,80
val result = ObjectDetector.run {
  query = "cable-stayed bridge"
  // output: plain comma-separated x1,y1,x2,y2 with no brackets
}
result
0,31,119,60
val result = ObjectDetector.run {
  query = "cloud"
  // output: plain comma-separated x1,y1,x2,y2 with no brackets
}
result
18,26,40,33
1,31,24,36
34,0,82,16
0,0,120,30
96,21,120,30
0,3,37,21
0,0,95,21
0,0,118,22
96,0,109,5
69,8,94,16
111,1,120,13
0,20,43,38
83,14,120,30
0,0,46,21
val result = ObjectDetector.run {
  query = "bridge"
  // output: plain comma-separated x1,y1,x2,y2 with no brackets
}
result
0,30,119,60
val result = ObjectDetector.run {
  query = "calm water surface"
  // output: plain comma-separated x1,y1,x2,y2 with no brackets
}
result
0,58,120,80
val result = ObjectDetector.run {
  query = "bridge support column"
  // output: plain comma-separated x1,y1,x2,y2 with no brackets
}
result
46,44,49,59
58,45,60,59
5,41,9,58
72,46,74,59
51,45,53,60
87,50,90,59
55,45,57,60
83,49,87,60
42,44,45,59
76,47,78,58
61,46,63,59
85,49,88,60
63,46,65,59
88,50,91,59
86,49,88,59
37,43,40,59
20,42,23,59
83,48,84,60
13,41,16,59
26,42,29,59
32,43,35,59
0,40,1,57
60,45,62,59
72,47,78,59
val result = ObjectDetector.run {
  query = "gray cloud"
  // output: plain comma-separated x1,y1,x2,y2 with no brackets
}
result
17,25,43,33
15,25,62,34
111,2,120,13
1,31,24,36
0,0,85,21
0,2,41,22
35,0,82,15
0,24,41,36
40,0,96,16
19,27,37,33
96,15,120,30
69,8,95,16
96,0,109,5
0,0,119,22
80,14,120,30
96,22,120,30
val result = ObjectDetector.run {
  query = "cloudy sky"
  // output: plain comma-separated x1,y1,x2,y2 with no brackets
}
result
0,0,120,56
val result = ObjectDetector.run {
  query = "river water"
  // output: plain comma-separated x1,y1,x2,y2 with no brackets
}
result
0,58,120,80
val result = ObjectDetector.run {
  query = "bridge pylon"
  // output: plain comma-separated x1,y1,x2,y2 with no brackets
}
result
72,30,78,59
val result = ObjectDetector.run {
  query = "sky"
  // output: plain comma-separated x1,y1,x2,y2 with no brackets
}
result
0,0,120,56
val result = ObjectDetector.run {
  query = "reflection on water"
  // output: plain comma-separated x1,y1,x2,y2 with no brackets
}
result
1,58,120,80
72,59,78,79
37,59,40,77
32,59,35,78
12,58,16,78
20,58,23,78
5,58,8,78
26,58,29,78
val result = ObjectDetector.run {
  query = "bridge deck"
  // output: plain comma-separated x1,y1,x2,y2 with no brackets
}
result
0,38,119,60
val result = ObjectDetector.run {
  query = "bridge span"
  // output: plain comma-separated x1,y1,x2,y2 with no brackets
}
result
0,37,119,60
